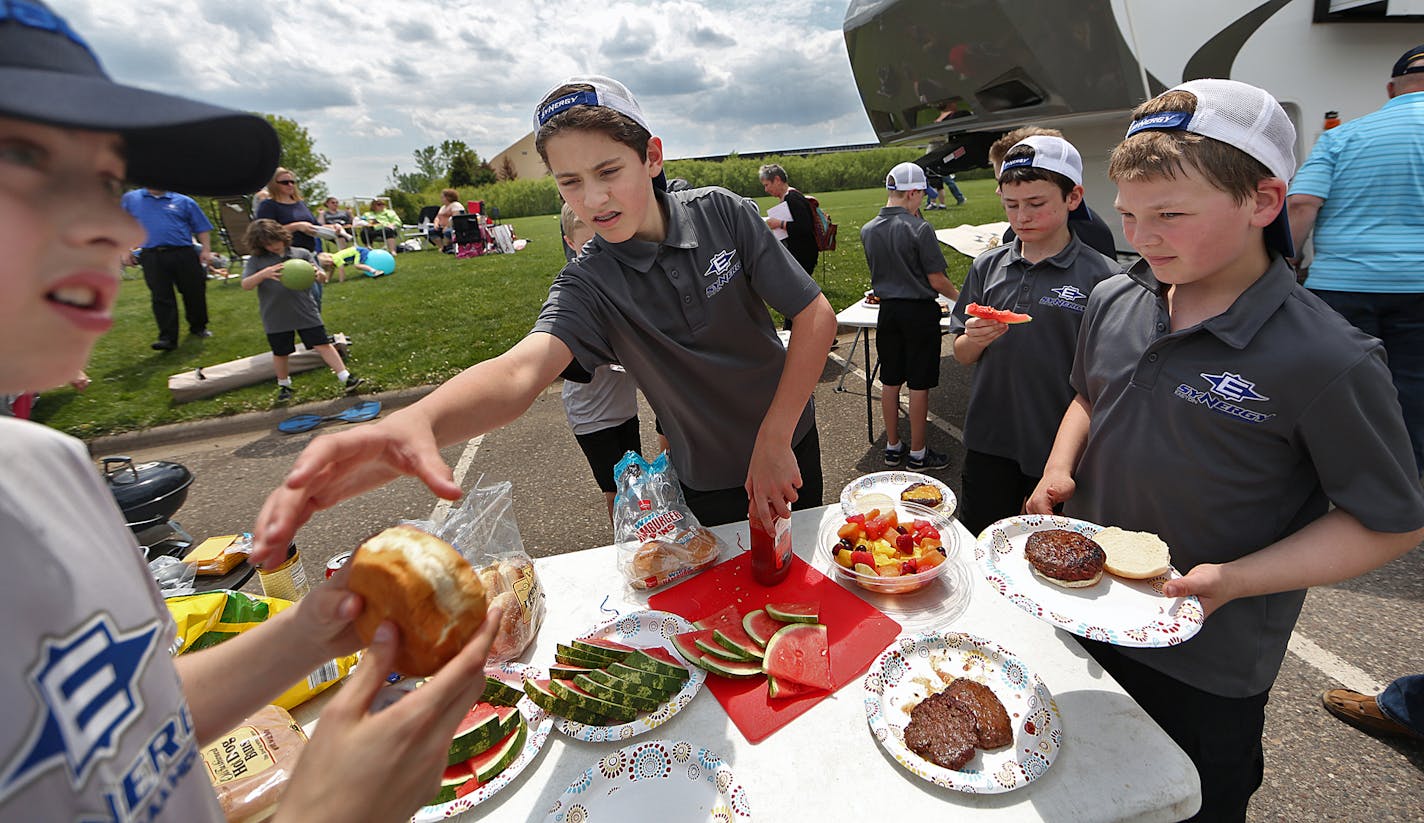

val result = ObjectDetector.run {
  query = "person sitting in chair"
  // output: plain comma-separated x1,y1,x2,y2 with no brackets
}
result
357,197,401,254
430,188,465,254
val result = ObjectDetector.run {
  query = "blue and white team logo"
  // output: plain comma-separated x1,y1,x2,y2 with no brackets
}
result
1,614,160,800
1039,284,1088,312
1174,370,1274,423
703,248,742,298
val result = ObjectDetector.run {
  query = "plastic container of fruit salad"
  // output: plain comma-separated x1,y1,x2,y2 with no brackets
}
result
818,501,959,594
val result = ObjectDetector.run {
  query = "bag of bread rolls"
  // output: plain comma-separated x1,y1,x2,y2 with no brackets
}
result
611,451,728,590
400,478,546,663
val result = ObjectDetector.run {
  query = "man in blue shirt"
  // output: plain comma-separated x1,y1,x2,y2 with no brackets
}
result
1288,44,1424,474
120,188,215,350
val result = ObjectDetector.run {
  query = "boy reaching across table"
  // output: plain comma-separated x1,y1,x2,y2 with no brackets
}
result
1026,79,1424,821
253,75,837,553
860,161,959,472
950,136,1120,536
0,4,501,822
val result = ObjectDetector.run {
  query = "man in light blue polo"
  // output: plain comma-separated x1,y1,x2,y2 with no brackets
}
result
1287,44,1424,473
120,188,215,350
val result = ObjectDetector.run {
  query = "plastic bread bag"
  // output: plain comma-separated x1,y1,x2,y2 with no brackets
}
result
165,591,357,709
402,477,546,663
201,704,307,822
612,451,727,590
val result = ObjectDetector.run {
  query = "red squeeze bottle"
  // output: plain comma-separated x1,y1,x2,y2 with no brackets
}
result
749,506,793,585
1323,111,1340,130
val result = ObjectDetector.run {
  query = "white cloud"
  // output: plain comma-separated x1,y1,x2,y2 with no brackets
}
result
48,0,877,197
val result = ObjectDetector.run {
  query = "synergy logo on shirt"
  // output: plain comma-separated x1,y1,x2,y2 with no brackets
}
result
703,249,742,298
1,614,159,801
1040,285,1088,312
1173,371,1275,423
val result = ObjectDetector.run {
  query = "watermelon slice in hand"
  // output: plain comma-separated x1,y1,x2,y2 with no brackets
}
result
965,302,1033,324
761,623,832,690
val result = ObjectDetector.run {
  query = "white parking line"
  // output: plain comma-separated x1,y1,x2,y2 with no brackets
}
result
826,350,966,444
429,434,485,522
1287,631,1385,695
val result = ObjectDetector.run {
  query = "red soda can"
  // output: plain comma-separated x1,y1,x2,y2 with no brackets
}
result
326,550,354,579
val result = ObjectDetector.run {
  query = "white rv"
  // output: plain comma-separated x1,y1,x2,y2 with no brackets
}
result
844,0,1424,249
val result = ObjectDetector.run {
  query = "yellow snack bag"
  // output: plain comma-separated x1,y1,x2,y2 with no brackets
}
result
165,590,356,710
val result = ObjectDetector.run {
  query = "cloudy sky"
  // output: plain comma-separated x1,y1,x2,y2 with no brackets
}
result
52,0,878,197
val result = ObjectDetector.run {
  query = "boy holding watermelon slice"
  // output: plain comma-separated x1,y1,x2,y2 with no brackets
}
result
949,136,1120,535
1027,80,1424,821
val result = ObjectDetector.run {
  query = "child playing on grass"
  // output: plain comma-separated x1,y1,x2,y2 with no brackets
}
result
318,246,380,283
242,219,362,401
251,74,837,553
860,161,959,472
0,4,499,821
1027,79,1424,821
558,203,645,523
949,135,1120,535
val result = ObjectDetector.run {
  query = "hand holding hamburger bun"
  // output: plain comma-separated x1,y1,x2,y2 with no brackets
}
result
345,525,489,676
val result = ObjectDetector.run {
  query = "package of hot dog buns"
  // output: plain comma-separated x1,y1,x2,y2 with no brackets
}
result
611,451,727,590
401,478,546,663
201,704,306,822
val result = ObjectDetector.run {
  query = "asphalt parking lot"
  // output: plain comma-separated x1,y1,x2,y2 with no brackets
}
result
100,326,1422,821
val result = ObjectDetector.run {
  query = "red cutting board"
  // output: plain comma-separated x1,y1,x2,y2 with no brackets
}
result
648,552,901,743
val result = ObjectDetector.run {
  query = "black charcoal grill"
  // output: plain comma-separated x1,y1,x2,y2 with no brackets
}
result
101,455,195,558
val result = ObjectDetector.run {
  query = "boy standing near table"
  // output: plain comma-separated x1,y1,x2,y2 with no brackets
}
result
861,162,959,471
950,136,1119,535
251,75,837,541
1027,79,1424,821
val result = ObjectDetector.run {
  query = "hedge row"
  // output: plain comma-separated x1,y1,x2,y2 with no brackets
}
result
396,145,990,220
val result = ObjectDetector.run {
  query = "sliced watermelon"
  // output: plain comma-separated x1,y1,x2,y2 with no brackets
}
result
702,657,766,678
965,302,1033,324
712,623,764,661
742,609,781,648
436,760,472,802
673,630,723,669
768,674,824,699
696,636,750,662
549,663,599,680
608,661,687,692
572,674,661,712
762,623,832,690
693,603,744,633
550,679,639,723
764,602,820,624
577,637,637,654
446,703,520,765
571,638,633,663
584,668,675,701
523,679,611,726
481,675,525,708
557,642,623,667
623,647,691,681
431,714,527,804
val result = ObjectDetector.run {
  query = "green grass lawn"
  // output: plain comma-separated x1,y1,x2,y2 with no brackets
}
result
35,180,1008,438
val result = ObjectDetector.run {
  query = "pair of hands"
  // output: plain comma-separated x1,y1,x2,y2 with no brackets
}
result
275,570,503,823
1025,472,1229,616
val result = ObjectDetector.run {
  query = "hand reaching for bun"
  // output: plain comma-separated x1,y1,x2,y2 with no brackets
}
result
273,609,502,823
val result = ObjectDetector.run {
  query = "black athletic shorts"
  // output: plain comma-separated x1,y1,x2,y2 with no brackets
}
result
574,416,642,493
267,324,329,357
876,299,942,389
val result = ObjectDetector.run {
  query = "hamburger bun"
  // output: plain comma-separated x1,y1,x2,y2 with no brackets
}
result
347,525,487,676
1093,527,1172,579
1029,564,1103,588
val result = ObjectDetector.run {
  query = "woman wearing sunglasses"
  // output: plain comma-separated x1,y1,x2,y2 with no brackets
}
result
255,167,323,256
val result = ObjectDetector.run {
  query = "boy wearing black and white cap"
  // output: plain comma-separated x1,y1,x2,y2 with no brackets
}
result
253,75,838,534
1028,79,1424,821
950,135,1120,535
861,161,959,471
0,4,501,821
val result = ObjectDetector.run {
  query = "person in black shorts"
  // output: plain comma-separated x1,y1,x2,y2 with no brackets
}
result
860,162,959,471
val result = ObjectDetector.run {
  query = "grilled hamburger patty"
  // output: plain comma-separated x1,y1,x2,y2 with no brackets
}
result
904,691,980,770
1025,529,1106,582
944,678,1013,749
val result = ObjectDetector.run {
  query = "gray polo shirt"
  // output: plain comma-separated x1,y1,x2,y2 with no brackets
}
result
1066,256,1424,697
860,206,948,301
949,235,1120,473
533,186,822,490
243,248,322,334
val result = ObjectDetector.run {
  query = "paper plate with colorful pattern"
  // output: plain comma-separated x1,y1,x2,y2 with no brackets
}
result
412,662,554,821
975,514,1204,647
863,631,1060,794
542,739,751,822
546,610,706,742
840,471,956,518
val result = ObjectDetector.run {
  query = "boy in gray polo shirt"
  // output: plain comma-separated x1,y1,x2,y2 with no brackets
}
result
950,136,1119,535
1027,79,1424,821
251,75,837,536
861,162,959,471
